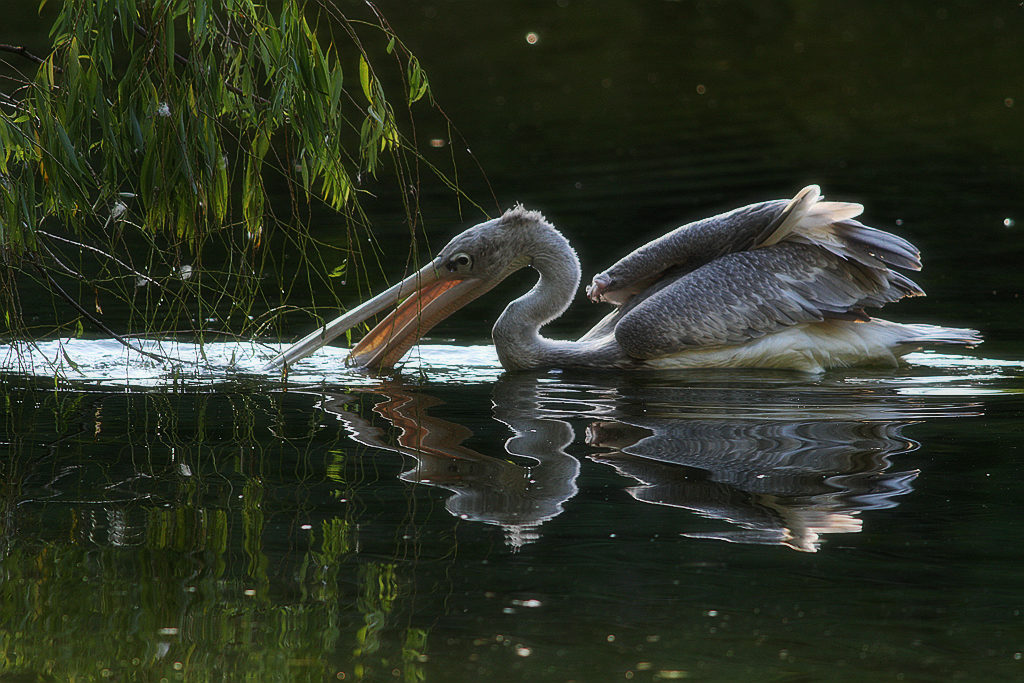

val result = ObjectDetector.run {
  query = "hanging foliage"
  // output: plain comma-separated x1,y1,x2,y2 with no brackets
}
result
0,0,476,352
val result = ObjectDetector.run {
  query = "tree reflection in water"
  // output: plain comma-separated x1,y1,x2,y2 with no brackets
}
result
321,373,980,552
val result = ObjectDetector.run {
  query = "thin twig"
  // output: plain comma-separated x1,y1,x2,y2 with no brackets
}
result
37,230,159,286
0,43,59,71
362,1,497,213
29,257,195,366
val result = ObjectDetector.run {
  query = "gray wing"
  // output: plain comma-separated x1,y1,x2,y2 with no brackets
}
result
612,242,923,359
587,198,792,305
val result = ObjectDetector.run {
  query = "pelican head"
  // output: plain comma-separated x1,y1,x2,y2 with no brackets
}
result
264,206,567,372
346,207,554,368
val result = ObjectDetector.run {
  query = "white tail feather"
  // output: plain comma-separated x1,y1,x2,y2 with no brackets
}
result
892,322,983,348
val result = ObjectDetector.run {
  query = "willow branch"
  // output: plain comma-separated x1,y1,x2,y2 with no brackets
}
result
29,257,191,366
0,43,50,67
37,230,159,286
131,23,270,104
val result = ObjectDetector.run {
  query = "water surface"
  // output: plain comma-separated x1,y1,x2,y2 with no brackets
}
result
3,1,1024,680
3,341,1024,680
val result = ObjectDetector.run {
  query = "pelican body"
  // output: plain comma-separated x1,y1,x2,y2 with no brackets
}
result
264,186,979,373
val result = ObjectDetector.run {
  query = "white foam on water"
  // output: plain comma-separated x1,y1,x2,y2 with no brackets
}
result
0,338,504,388
0,340,1018,393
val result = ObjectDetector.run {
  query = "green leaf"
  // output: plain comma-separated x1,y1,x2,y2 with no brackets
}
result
328,63,344,115
165,15,176,68
407,57,430,103
213,153,228,223
195,0,209,41
327,261,347,278
2,0,471,355
358,54,372,102
61,341,82,371
54,121,83,174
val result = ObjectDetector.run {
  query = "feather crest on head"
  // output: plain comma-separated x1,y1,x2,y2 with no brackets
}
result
501,204,549,227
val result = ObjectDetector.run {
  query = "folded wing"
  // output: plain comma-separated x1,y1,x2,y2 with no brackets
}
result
582,185,927,359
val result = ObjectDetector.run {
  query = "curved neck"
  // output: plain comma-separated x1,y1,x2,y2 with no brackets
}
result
491,227,622,370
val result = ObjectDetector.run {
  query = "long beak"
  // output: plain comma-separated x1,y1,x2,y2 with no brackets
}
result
263,258,444,371
263,258,492,372
346,270,494,370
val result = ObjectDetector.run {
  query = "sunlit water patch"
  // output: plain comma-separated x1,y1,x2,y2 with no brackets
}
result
0,340,1020,393
905,351,1024,369
0,337,504,387
853,351,1024,396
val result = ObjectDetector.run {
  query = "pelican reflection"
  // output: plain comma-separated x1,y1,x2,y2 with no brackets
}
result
587,418,917,551
320,374,978,551
321,384,581,548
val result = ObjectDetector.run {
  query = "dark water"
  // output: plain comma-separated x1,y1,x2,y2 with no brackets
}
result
3,1,1024,681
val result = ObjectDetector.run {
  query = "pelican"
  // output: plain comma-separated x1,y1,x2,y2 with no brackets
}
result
264,185,980,373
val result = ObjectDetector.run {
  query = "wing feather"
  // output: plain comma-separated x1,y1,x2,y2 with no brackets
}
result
588,185,922,308
613,243,923,359
587,197,794,305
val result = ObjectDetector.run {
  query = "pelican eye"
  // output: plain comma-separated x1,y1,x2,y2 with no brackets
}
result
446,253,472,272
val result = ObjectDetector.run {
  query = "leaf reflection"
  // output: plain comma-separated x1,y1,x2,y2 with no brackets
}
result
322,373,982,552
